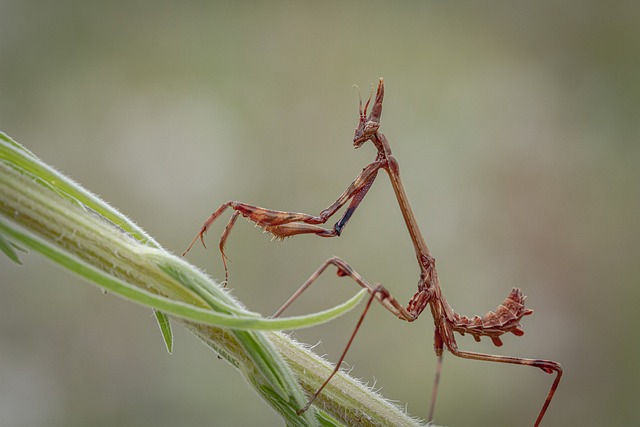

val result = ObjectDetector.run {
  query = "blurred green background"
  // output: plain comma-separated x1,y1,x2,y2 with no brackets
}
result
1,1,639,426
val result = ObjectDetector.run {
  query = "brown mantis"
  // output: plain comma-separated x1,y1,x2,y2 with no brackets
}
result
183,78,562,426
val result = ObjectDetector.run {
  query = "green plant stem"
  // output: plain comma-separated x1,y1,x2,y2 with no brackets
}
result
0,132,426,427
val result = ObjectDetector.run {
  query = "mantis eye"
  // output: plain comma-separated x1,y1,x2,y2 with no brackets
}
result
364,121,379,134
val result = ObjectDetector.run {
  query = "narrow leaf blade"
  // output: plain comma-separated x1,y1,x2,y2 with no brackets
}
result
154,310,173,354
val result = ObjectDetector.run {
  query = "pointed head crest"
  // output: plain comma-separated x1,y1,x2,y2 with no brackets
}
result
353,77,384,148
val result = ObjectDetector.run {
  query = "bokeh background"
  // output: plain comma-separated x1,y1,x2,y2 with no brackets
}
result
1,1,638,426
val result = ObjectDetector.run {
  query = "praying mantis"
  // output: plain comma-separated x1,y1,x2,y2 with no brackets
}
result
183,78,562,426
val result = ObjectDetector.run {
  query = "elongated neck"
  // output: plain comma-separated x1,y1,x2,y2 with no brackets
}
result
375,134,432,269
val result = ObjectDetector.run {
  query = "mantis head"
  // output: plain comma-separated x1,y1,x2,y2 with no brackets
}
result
353,77,384,148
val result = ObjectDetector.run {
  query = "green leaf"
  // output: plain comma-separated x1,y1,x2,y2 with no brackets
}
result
0,232,25,264
155,258,368,330
154,310,173,354
0,218,366,332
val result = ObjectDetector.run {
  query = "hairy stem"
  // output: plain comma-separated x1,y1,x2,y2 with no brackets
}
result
0,132,425,427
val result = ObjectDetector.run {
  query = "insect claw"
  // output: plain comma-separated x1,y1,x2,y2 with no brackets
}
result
296,400,313,416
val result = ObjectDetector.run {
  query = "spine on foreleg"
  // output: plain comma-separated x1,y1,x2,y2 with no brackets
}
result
452,288,533,347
